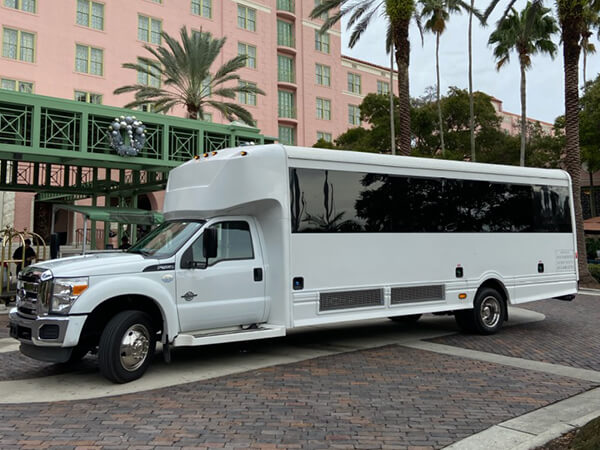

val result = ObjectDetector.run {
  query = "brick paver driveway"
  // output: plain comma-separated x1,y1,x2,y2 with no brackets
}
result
0,294,597,449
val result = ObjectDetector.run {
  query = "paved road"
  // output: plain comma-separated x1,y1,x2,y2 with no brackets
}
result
0,295,597,449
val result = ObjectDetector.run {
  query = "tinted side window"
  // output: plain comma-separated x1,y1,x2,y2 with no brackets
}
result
189,221,254,266
290,168,572,233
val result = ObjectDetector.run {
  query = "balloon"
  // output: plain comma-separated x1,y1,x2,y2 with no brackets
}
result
112,131,118,136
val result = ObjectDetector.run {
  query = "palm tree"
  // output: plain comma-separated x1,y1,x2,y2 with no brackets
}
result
485,0,600,284
488,2,557,167
420,0,467,157
310,1,422,156
114,27,265,125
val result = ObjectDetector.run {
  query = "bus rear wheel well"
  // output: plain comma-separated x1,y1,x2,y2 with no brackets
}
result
476,279,509,321
79,295,164,349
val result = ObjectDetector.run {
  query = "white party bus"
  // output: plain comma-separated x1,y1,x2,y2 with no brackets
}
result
10,144,578,382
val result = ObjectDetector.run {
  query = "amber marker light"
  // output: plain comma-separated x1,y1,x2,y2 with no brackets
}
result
212,151,218,156
458,293,467,299
240,151,248,156
193,155,200,160
203,153,209,158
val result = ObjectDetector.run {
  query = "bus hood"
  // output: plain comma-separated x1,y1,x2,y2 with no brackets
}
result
28,252,159,278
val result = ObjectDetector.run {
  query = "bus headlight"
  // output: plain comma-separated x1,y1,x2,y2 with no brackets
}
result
51,277,89,314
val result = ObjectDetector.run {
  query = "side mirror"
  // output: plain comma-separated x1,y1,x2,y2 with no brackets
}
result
203,227,218,260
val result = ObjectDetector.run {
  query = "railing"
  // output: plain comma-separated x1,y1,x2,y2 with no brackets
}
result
0,90,273,170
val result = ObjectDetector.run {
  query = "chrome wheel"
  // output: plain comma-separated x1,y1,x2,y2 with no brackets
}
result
119,324,150,372
480,296,501,329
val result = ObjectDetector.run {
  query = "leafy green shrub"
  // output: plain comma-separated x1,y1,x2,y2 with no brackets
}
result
586,237,600,260
588,264,600,283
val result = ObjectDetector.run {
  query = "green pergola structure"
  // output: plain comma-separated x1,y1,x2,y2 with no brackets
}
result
0,89,275,249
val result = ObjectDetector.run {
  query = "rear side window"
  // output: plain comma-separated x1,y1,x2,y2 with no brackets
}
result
189,221,254,266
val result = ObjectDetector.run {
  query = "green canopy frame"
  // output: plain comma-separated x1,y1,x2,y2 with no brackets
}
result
51,205,163,254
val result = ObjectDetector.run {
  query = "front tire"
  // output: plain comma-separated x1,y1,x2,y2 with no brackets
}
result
454,288,505,335
98,310,156,383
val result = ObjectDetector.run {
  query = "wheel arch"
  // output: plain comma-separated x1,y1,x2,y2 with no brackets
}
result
79,294,166,348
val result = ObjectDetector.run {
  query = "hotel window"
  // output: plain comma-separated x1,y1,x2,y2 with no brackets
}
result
76,0,104,30
277,0,294,13
317,131,332,142
75,44,103,75
347,72,361,94
315,30,329,53
377,80,390,95
4,0,36,13
278,90,295,118
1,78,33,92
314,0,327,19
278,54,294,83
238,42,256,69
316,98,331,120
201,76,211,96
238,81,257,106
2,27,35,62
238,5,256,31
277,20,294,47
279,125,295,145
315,63,330,86
348,104,360,125
137,58,161,87
191,0,211,18
75,90,102,104
138,15,162,44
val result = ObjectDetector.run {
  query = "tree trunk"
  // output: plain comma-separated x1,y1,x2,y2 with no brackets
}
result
390,44,396,155
519,61,527,167
561,10,595,285
436,32,445,156
393,19,412,157
187,104,199,120
590,171,596,218
468,0,475,162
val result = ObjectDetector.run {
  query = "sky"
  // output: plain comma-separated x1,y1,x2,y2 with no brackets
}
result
341,0,600,124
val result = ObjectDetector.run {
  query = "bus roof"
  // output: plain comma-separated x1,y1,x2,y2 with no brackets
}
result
283,145,570,183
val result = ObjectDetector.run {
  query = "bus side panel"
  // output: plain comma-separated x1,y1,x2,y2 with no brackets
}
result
289,232,577,327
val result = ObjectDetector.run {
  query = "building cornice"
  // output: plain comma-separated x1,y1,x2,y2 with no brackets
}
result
301,20,342,37
341,56,398,80
231,0,271,14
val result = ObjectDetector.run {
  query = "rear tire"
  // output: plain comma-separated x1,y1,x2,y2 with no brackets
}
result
98,310,156,383
390,314,422,324
454,287,505,335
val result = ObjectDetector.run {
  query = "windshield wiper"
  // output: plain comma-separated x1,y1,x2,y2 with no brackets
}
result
128,249,152,256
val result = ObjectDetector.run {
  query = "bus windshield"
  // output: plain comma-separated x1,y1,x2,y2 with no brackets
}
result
128,220,205,258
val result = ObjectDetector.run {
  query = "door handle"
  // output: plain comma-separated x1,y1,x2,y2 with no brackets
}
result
181,291,197,302
253,268,263,282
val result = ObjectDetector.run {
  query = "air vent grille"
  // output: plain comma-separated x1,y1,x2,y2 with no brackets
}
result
391,285,445,304
320,289,383,312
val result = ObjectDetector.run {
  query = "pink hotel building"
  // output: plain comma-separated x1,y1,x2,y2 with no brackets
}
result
1,0,398,146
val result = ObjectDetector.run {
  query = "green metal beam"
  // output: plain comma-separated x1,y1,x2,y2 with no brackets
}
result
0,89,271,196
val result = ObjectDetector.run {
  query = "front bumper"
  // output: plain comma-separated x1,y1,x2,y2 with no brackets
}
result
8,308,87,348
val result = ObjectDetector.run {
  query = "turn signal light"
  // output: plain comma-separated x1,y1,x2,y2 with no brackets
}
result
458,293,467,299
212,151,218,156
193,155,200,160
240,151,248,156
203,153,209,158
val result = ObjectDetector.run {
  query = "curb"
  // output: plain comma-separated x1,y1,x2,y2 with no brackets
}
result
577,288,600,295
443,388,600,450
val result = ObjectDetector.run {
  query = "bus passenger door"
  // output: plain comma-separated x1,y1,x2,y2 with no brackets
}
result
175,219,266,333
